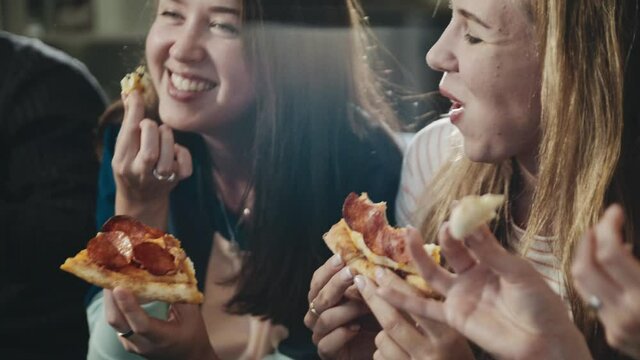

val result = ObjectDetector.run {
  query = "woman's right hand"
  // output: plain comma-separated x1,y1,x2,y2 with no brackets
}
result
304,254,378,359
112,91,192,228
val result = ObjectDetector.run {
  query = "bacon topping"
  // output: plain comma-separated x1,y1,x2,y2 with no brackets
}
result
342,192,410,264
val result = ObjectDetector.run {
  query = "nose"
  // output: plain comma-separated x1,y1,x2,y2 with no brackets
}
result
169,23,206,63
426,24,458,73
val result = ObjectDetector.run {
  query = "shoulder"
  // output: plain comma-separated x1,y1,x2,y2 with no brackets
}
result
0,31,107,109
395,118,457,226
405,118,457,162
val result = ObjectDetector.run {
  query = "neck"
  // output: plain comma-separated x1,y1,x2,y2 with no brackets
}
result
511,155,538,228
202,120,254,212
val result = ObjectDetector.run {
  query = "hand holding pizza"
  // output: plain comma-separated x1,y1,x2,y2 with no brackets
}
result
104,287,217,360
304,254,378,360
113,70,192,229
378,225,593,360
354,265,473,360
572,204,640,359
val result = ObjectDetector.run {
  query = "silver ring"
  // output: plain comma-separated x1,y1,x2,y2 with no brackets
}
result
152,168,176,182
309,300,320,317
118,329,135,338
587,295,603,311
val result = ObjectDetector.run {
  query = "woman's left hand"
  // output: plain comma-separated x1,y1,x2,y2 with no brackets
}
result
572,204,640,359
377,225,592,360
355,267,474,360
104,287,218,360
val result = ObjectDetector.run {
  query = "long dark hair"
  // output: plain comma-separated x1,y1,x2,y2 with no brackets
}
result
227,0,402,328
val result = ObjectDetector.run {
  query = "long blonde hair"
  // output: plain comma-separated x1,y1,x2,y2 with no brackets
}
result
419,0,633,354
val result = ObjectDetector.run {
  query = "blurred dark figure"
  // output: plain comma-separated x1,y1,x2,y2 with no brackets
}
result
0,31,106,358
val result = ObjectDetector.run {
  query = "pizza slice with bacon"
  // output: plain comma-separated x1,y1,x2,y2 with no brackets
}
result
324,193,441,297
60,216,203,304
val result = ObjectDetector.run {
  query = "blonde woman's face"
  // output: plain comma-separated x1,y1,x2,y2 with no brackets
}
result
146,0,255,134
428,0,541,169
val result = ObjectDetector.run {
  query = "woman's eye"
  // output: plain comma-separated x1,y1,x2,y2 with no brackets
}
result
464,33,482,44
209,22,240,36
160,10,182,20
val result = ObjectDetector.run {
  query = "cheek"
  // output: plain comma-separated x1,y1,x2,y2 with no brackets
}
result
145,27,171,84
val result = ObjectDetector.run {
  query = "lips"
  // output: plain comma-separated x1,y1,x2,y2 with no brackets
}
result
439,87,465,123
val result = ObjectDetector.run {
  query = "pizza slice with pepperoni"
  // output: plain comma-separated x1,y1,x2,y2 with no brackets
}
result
324,193,441,297
60,216,203,304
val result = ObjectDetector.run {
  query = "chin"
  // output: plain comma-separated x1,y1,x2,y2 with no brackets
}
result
462,143,508,165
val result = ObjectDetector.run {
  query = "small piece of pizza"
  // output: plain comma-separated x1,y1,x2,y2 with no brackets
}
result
449,194,505,239
120,65,152,100
324,193,441,297
60,216,204,304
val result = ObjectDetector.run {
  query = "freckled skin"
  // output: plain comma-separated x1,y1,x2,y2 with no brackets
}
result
427,0,541,171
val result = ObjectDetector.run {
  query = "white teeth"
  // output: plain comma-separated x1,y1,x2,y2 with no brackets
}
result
170,73,214,92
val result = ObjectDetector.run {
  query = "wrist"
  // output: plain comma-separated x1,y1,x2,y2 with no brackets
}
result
115,192,169,230
545,327,592,360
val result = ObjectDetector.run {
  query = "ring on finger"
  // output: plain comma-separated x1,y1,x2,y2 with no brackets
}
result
118,329,135,338
587,294,603,311
152,168,176,182
309,300,320,317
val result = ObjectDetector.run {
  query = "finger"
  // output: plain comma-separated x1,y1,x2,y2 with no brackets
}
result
375,331,410,360
356,276,425,356
374,267,419,297
461,225,533,283
104,289,132,334
316,325,360,359
407,227,454,294
174,143,193,180
112,287,167,342
311,267,354,315
114,91,145,159
572,229,622,305
155,125,176,175
308,254,344,303
310,300,370,343
132,119,160,175
439,222,476,274
377,286,446,323
593,205,640,287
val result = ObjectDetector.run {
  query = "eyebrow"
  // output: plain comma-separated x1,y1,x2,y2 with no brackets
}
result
457,8,491,29
166,0,240,16
208,6,241,16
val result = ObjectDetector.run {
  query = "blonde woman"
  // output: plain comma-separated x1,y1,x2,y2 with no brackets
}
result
307,0,640,358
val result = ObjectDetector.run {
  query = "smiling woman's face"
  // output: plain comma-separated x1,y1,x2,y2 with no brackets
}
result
146,0,255,134
428,0,541,168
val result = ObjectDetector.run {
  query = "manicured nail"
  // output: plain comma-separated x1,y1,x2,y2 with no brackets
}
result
341,267,353,281
331,254,343,267
354,275,366,290
375,267,385,280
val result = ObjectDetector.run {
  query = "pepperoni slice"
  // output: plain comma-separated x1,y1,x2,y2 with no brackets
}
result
101,215,165,242
87,232,132,269
343,192,410,264
132,242,176,276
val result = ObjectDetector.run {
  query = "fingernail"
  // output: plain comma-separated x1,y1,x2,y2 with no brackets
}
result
331,254,343,267
375,267,385,280
341,267,353,281
349,323,361,331
354,275,366,290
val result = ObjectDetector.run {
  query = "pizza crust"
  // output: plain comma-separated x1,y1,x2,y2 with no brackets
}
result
449,194,505,239
323,219,440,298
61,250,204,304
